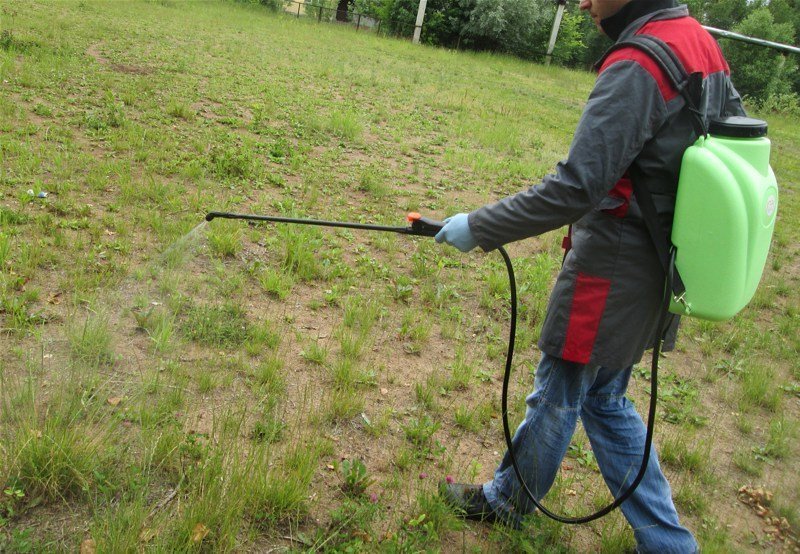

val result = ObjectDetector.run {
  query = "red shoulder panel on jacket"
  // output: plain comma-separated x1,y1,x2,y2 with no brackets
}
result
599,16,730,102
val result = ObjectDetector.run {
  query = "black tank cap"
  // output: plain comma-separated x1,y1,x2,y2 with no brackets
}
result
709,116,768,138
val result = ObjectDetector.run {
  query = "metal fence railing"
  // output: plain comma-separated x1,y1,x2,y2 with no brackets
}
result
283,0,383,33
279,0,417,36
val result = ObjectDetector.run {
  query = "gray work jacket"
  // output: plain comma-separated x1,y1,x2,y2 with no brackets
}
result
468,6,745,368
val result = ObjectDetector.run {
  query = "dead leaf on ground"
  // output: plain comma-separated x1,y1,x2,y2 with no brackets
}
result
191,523,209,543
139,527,157,542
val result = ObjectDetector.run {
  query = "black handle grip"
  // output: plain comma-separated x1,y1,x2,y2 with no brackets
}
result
409,215,444,237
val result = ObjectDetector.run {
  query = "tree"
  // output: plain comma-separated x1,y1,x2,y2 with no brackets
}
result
459,0,553,59
723,7,797,100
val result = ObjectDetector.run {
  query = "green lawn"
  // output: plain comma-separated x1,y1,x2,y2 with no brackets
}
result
1,1,798,551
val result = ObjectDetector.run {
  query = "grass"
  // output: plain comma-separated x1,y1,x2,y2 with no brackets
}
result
0,0,798,551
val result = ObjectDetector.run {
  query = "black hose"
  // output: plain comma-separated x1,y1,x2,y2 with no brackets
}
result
497,245,670,523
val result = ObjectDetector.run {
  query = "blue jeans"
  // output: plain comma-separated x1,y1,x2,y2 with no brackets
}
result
483,353,698,554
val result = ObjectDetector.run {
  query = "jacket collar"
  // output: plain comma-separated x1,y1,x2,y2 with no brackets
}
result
600,0,680,41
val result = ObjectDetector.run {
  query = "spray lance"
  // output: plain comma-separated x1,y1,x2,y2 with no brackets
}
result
204,210,667,524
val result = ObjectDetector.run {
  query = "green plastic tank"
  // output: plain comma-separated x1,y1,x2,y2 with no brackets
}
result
670,116,778,321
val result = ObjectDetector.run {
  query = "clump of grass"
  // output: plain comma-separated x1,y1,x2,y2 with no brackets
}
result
258,268,294,299
1,373,113,503
598,519,636,553
197,370,217,393
342,294,382,332
244,320,281,355
166,100,194,120
757,416,796,460
183,302,249,347
733,448,762,477
323,388,365,423
208,226,242,258
659,434,708,473
331,358,356,390
209,144,253,179
328,110,362,141
445,346,473,391
414,377,439,412
338,329,365,362
674,477,707,515
252,355,285,397
739,363,782,412
133,306,176,353
251,410,284,444
302,340,328,366
67,311,115,366
358,168,388,197
282,227,322,281
454,404,479,432
6,423,107,501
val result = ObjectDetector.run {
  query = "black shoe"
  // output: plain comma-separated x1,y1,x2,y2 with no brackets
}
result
440,482,501,524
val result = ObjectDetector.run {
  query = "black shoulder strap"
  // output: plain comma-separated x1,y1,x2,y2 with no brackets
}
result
595,34,709,300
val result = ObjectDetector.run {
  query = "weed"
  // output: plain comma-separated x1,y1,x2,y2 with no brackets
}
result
251,414,284,444
337,458,375,497
183,302,248,347
363,407,392,437
567,440,596,469
403,415,440,447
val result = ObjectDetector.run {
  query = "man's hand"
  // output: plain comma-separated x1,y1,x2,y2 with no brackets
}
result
434,213,478,252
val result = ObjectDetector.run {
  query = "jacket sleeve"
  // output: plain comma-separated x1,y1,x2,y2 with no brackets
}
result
467,60,669,251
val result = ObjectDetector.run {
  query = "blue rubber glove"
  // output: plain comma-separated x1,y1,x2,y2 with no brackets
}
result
434,213,478,252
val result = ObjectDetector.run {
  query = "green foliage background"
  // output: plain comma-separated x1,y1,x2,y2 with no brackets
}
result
350,0,800,105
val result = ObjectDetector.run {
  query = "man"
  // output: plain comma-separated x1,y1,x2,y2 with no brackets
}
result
435,0,745,552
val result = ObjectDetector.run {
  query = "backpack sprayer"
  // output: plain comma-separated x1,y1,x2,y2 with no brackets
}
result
204,210,662,524
205,36,779,529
